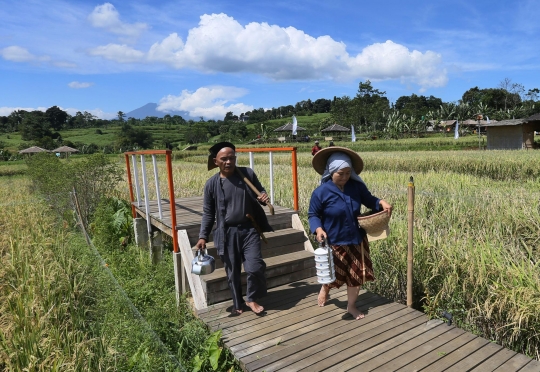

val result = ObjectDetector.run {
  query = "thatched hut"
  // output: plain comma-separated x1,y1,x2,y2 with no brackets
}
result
273,122,306,142
273,122,306,132
52,145,80,158
18,146,50,154
321,124,350,133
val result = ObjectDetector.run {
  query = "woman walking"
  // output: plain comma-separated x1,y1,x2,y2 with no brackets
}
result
308,146,392,319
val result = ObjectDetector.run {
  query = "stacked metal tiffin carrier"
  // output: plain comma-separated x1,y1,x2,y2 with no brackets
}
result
313,239,336,284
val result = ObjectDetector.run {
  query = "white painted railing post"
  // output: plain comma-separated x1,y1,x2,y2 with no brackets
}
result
269,151,274,204
152,154,163,220
140,155,152,237
131,154,141,207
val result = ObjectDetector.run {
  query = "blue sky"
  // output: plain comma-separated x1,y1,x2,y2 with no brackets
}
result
1,0,539,120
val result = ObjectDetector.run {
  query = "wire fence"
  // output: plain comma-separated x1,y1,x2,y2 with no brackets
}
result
69,189,186,371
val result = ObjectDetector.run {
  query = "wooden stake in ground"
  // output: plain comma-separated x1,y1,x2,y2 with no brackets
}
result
407,176,415,308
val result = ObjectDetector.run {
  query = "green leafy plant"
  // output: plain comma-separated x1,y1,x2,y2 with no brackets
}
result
191,330,223,372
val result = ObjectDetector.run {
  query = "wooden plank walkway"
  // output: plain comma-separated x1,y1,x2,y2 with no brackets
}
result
199,277,540,371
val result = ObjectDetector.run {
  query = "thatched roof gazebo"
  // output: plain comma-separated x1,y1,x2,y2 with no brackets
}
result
52,145,79,158
273,122,306,132
18,146,50,154
321,123,350,133
321,123,350,141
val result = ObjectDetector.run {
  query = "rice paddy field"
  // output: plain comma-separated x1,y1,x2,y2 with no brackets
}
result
1,146,540,370
171,148,540,359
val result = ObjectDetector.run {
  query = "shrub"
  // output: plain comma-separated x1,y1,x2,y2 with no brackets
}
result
91,197,134,248
25,153,121,228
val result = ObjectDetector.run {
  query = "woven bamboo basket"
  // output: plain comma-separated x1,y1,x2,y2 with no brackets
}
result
357,210,391,241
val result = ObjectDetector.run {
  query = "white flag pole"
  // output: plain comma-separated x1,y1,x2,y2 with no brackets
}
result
351,124,356,142
292,115,298,136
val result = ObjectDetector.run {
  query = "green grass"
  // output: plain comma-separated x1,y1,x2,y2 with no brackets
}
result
59,127,119,147
0,171,240,371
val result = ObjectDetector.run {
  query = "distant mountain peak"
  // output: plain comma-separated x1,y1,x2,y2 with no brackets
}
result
125,103,192,120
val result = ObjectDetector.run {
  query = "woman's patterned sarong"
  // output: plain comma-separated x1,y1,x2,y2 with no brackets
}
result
328,236,374,288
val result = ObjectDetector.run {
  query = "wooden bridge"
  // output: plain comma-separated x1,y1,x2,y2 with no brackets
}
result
124,150,539,371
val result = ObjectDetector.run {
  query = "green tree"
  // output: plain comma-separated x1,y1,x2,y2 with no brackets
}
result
354,80,390,131
45,106,68,131
117,111,126,123
19,111,53,142
116,123,153,150
185,121,209,144
499,78,524,110
224,111,236,122
330,95,352,126
395,94,443,118
525,88,540,102
8,110,27,132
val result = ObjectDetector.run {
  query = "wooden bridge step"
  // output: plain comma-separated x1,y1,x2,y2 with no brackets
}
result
184,212,298,246
201,250,316,305
193,228,307,269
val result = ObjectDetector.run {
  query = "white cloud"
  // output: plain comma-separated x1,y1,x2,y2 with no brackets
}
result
91,13,446,90
68,81,94,89
88,43,145,63
88,3,148,42
0,46,49,63
347,41,448,90
157,86,253,120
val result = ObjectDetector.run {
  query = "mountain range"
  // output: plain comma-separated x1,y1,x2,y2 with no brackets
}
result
125,103,193,120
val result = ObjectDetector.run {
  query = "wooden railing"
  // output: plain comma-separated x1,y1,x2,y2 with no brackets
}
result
124,150,179,253
236,146,299,211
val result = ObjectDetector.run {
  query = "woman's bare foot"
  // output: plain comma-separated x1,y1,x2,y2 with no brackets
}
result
318,285,330,307
245,301,264,314
347,305,365,320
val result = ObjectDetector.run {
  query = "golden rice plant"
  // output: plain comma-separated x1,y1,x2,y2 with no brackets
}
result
0,177,110,371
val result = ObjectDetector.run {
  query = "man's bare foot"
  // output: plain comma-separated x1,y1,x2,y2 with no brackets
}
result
245,301,264,314
318,285,330,307
347,306,365,320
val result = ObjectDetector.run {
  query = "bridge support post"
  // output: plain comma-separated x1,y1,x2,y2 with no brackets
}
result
173,251,183,306
151,230,163,264
133,217,149,248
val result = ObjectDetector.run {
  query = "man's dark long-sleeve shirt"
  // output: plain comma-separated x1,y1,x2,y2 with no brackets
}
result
199,167,273,254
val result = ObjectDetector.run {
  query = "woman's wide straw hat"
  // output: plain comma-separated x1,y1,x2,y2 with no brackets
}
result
357,210,391,241
312,146,364,175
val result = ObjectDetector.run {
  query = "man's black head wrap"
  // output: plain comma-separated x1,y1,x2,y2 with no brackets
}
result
207,141,236,170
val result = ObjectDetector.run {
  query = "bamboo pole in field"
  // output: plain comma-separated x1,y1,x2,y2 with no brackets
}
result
407,176,415,308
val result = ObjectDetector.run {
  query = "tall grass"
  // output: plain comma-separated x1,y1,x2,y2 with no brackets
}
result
0,170,239,370
0,178,108,370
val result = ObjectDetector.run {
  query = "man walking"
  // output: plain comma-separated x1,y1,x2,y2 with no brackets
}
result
196,142,272,315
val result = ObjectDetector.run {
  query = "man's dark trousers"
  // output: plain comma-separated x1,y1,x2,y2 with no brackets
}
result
220,224,267,310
